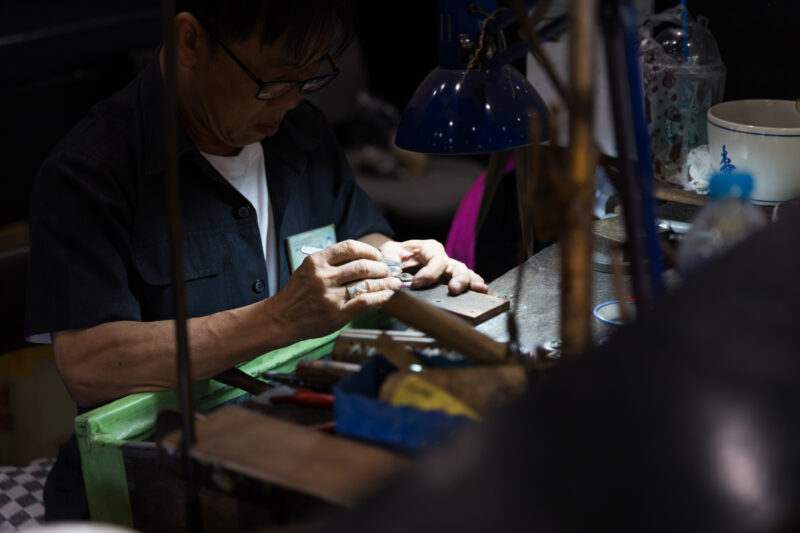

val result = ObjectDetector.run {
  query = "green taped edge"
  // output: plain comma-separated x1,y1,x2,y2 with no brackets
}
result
75,330,341,527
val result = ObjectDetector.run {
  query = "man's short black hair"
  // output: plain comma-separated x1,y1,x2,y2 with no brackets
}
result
177,0,355,64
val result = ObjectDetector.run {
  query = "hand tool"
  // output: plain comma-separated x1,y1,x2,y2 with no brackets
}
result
295,359,361,384
260,371,334,392
269,391,335,408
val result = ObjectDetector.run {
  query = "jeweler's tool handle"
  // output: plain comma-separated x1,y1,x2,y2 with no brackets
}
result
382,290,509,365
270,391,335,408
295,359,361,384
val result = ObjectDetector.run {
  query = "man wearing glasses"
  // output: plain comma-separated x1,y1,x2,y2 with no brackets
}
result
25,0,487,520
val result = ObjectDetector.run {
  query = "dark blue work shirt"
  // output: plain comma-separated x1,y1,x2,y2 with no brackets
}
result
24,54,393,520
25,54,393,337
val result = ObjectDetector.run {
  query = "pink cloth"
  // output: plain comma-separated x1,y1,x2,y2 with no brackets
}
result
445,157,515,270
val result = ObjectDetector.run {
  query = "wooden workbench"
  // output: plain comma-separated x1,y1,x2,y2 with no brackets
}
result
477,243,619,353
476,202,694,353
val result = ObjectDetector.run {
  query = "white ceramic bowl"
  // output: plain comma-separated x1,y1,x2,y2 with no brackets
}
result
707,99,800,204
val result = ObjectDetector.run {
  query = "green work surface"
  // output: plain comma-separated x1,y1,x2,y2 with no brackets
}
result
75,331,342,527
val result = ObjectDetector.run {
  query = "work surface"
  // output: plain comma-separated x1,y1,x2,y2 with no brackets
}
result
476,203,696,352
476,243,618,353
161,405,410,508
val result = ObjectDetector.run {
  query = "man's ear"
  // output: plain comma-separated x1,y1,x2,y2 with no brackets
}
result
174,12,208,68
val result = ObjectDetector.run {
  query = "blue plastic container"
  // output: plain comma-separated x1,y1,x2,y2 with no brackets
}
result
334,356,474,452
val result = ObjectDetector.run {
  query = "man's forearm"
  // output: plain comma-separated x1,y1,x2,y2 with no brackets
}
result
53,239,403,407
53,298,295,407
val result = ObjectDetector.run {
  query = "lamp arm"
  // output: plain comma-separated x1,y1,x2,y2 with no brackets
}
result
481,0,541,33
507,0,570,104
487,14,569,70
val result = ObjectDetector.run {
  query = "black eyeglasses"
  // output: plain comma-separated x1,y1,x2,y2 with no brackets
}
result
210,34,340,101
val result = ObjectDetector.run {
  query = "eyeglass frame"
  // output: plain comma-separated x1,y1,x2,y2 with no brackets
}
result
208,33,340,101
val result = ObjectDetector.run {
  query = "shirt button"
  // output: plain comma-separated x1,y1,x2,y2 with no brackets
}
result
236,206,251,219
252,279,265,293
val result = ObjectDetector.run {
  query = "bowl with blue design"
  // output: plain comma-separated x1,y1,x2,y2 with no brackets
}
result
707,99,800,204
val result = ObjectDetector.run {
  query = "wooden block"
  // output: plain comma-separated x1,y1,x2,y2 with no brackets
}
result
161,405,409,508
405,285,510,325
383,290,510,364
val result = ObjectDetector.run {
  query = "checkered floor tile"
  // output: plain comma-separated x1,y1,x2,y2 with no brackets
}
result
0,458,53,532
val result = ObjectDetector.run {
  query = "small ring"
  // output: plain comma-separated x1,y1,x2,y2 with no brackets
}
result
346,280,368,299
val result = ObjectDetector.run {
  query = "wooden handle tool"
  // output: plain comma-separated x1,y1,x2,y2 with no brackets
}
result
295,359,361,384
382,290,511,365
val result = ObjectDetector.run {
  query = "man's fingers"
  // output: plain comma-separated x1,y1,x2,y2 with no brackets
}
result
377,239,486,293
446,258,470,278
446,261,472,294
447,260,487,294
447,276,466,295
469,277,489,293
322,239,382,266
336,259,392,284
344,289,397,310
413,259,448,287
447,273,488,294
411,241,449,287
353,277,402,294
378,240,420,266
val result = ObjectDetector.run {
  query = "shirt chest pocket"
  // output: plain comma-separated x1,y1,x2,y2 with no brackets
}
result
133,230,230,320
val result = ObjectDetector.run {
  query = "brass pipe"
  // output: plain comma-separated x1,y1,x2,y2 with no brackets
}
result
561,0,597,359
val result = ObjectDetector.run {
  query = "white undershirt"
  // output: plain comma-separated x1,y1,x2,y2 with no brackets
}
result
201,142,278,297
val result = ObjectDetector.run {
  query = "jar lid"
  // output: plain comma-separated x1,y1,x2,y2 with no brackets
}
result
654,23,723,66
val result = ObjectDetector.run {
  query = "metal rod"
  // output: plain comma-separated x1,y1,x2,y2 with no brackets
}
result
600,0,655,309
509,0,570,106
560,0,596,359
162,1,201,529
610,243,632,324
619,0,665,297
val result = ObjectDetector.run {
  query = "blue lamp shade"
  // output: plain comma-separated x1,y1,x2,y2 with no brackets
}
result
395,64,549,155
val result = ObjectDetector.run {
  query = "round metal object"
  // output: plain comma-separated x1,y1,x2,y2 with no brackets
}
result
346,280,368,299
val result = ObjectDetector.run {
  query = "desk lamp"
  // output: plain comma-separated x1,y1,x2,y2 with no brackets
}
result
394,0,557,154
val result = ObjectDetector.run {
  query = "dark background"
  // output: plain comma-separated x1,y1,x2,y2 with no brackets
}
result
653,0,798,102
0,0,797,228
0,1,438,229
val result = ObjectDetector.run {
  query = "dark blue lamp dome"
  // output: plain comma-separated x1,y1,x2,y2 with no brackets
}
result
395,65,548,154
395,0,549,155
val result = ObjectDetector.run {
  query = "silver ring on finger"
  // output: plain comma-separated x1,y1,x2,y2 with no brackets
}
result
346,280,368,300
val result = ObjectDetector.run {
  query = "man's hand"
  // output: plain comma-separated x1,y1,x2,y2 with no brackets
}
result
269,240,401,341
378,239,488,295
51,240,399,406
